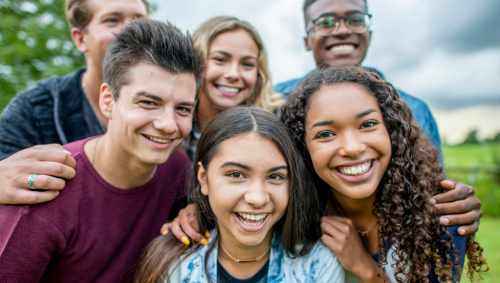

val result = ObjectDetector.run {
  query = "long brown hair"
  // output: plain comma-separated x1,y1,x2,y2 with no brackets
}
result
280,65,488,282
135,107,321,283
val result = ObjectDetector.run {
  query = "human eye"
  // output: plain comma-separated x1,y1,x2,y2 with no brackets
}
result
360,120,379,129
317,16,336,27
139,100,157,107
314,131,335,139
268,173,285,180
104,17,119,24
242,61,256,68
176,106,192,116
213,57,226,63
227,171,245,179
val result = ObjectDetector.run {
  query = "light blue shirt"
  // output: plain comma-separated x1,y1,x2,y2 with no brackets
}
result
166,231,345,283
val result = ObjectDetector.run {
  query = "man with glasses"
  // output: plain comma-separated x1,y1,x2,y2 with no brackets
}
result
274,0,483,238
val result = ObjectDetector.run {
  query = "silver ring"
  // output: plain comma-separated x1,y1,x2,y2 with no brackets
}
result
187,212,196,217
28,174,38,190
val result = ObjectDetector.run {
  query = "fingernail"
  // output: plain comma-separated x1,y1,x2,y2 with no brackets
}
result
440,218,449,225
430,198,436,204
63,150,72,155
181,237,190,245
200,239,209,246
55,191,60,197
161,230,167,235
205,232,212,239
458,228,465,235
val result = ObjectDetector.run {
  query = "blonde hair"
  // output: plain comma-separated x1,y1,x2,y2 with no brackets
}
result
192,16,285,112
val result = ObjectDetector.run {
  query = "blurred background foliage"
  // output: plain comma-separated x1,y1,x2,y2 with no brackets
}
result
0,0,85,112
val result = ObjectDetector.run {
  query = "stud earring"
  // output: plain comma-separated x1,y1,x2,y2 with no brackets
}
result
106,111,110,116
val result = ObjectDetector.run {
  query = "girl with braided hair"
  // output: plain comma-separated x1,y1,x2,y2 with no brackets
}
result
279,65,487,282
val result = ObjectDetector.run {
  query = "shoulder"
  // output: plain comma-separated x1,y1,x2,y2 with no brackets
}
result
62,137,89,157
274,72,313,97
167,235,216,282
397,89,432,114
280,241,344,282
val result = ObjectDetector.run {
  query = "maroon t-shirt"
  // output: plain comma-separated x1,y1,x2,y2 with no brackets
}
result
0,137,190,282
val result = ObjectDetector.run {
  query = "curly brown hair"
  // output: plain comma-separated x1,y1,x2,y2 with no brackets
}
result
280,65,488,282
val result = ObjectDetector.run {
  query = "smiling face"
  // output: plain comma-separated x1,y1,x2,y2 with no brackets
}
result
200,29,259,110
198,133,289,247
82,0,148,71
103,62,196,166
304,82,391,201
304,0,371,67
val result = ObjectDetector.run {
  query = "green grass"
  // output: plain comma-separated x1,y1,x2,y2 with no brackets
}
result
461,217,498,282
443,144,500,217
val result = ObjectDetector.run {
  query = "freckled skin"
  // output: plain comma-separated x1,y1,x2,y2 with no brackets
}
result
304,83,391,203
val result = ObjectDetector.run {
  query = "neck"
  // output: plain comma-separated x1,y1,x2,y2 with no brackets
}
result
84,134,157,189
217,227,272,279
83,62,108,128
196,91,223,132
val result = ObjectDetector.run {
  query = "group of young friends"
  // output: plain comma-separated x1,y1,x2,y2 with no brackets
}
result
0,0,489,282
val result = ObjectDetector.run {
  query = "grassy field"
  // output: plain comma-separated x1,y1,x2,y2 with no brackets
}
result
461,217,498,282
443,144,500,217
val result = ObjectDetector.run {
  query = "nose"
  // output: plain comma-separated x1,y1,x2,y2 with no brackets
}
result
338,131,366,157
153,108,178,135
333,18,352,37
223,62,241,82
244,181,270,209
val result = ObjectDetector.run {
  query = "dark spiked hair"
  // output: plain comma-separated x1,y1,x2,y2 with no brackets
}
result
103,19,205,100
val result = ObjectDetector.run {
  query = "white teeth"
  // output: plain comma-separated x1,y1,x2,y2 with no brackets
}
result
330,44,355,52
338,161,371,176
217,86,240,93
145,135,171,144
237,212,268,227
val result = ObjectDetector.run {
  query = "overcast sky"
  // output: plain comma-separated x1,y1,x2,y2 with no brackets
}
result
151,0,500,143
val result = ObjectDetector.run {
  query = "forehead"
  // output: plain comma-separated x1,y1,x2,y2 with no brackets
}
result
306,0,367,22
119,62,197,102
306,82,380,123
209,29,259,57
211,133,286,169
89,0,147,19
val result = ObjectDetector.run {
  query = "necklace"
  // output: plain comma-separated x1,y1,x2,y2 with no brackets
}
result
220,242,271,263
357,221,377,237
92,137,101,165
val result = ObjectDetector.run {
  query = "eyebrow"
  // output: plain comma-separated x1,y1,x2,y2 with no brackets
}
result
267,165,288,173
311,120,334,129
221,162,251,171
135,91,163,102
356,109,377,118
179,101,196,107
210,50,258,61
317,10,364,18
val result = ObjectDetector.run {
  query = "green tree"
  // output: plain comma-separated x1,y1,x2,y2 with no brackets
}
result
462,129,480,144
0,0,85,112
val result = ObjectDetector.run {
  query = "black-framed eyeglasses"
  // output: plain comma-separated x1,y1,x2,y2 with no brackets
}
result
306,12,372,36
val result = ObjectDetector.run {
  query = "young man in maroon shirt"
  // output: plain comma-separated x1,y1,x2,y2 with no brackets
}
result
0,19,204,283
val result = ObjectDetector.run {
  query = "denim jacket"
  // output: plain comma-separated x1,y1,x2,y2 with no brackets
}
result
274,68,442,154
166,230,345,283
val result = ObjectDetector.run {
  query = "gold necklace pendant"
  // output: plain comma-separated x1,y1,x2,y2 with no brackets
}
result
220,242,272,263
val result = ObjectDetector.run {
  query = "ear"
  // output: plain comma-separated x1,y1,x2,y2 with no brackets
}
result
304,36,312,51
100,83,114,119
198,161,209,196
71,27,88,53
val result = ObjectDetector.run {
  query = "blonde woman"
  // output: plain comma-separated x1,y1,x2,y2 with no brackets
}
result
184,16,285,161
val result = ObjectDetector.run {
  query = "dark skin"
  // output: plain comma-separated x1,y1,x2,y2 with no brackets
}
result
163,0,482,247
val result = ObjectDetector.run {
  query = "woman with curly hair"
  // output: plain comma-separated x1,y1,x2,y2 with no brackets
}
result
278,65,487,282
